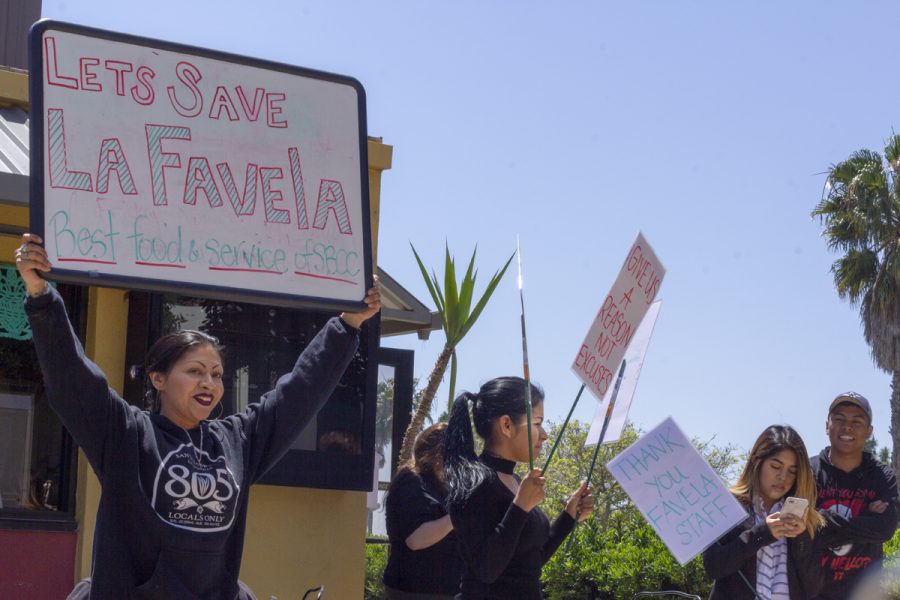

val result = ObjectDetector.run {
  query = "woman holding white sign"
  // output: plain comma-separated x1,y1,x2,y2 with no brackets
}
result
15,233,380,600
443,376,594,599
703,425,825,600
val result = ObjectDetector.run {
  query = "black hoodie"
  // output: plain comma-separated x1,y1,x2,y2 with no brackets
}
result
811,447,899,600
25,286,360,599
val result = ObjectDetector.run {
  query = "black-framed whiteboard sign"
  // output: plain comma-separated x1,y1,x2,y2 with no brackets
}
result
29,20,371,311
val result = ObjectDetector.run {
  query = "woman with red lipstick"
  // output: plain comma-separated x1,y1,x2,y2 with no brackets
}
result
703,425,825,600
16,233,380,599
443,377,594,599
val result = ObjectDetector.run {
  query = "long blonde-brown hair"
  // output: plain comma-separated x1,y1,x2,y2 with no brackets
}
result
731,425,824,537
395,422,448,494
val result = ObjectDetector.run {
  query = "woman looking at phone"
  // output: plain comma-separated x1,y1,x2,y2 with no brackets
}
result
703,425,825,600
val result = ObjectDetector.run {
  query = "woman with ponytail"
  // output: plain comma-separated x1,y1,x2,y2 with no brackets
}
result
703,425,825,599
444,377,594,599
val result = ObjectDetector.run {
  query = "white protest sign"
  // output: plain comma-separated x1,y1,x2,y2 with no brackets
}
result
608,417,747,565
30,21,370,309
572,232,665,400
586,300,662,446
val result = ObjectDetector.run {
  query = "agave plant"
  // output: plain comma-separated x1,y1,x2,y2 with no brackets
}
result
397,243,514,463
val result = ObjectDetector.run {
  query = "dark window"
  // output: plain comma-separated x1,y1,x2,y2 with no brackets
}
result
0,265,81,531
124,291,378,490
367,348,414,539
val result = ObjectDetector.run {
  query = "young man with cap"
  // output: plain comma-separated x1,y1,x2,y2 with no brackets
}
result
812,392,899,600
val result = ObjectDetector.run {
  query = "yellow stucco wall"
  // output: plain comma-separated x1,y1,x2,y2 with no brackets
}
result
241,486,368,598
367,138,393,267
0,204,27,229
77,286,129,580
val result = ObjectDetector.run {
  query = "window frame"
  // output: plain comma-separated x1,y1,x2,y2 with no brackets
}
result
0,280,85,532
377,347,414,481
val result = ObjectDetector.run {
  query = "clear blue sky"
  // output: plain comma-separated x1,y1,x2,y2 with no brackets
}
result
41,1,900,464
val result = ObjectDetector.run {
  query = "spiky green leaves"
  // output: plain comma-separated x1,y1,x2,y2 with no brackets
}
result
411,243,514,348
411,243,514,405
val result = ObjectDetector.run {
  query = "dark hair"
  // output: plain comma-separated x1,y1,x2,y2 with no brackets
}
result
411,423,448,480
443,376,543,505
135,329,223,412
389,423,449,496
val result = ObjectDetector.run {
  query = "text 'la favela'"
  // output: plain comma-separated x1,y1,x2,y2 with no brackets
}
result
43,35,355,233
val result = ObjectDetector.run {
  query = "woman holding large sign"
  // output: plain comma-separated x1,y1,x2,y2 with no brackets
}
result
15,233,380,599
703,425,825,600
443,377,594,599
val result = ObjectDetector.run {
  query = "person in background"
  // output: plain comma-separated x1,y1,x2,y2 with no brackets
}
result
812,392,899,600
16,233,380,599
383,422,463,599
443,376,594,600
704,425,825,600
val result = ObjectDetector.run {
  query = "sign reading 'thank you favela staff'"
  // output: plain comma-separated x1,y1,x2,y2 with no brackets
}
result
29,20,371,310
607,417,747,565
572,232,665,401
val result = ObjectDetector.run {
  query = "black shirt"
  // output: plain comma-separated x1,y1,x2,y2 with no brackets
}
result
702,502,823,600
448,454,575,599
812,448,900,600
384,469,463,595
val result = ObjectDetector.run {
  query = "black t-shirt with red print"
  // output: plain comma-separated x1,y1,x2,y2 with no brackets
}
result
812,448,899,600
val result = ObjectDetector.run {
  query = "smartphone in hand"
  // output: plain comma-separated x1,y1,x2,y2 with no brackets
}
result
781,496,809,520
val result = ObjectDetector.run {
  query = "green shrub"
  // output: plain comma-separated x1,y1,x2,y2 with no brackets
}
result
542,509,711,599
365,542,389,600
883,528,900,599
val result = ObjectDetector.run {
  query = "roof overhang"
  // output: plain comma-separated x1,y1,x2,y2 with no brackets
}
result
377,267,441,339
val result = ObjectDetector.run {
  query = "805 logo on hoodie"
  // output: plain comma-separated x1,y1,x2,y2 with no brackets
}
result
151,443,240,532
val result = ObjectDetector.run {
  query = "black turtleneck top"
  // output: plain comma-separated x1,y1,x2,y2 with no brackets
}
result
448,454,575,599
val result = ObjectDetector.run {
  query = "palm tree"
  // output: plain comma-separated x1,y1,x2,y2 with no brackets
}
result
397,243,514,463
812,133,900,478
